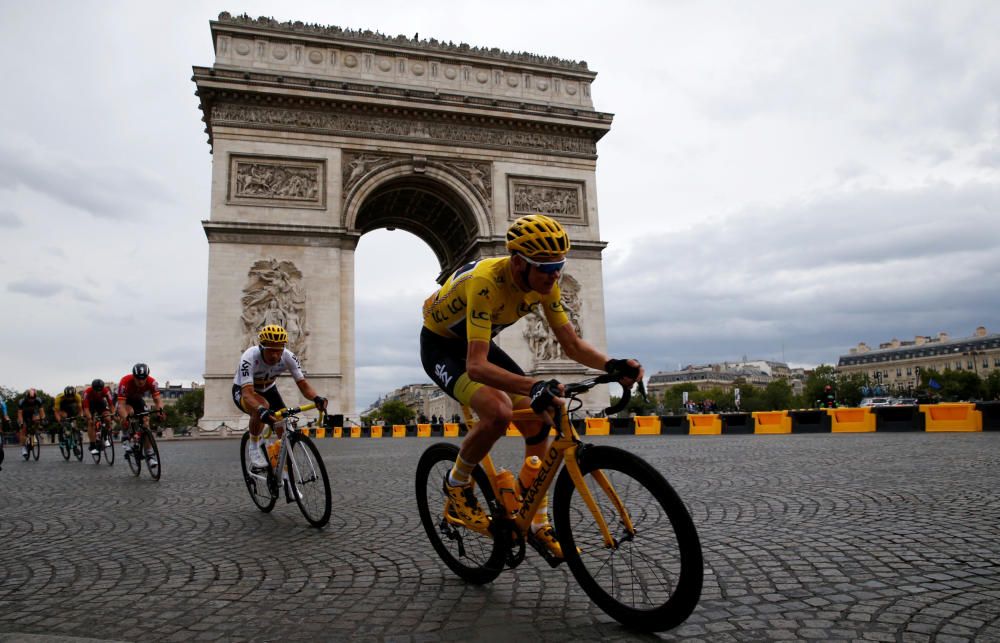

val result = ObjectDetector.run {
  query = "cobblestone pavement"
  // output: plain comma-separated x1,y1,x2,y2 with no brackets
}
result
1,433,998,642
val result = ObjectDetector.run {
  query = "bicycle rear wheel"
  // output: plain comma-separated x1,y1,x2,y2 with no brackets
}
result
101,427,115,466
415,442,504,584
144,431,161,480
239,432,276,513
553,445,703,632
287,433,331,528
59,433,71,460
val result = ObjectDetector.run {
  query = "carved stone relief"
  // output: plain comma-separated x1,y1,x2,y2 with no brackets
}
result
342,151,492,208
240,258,309,362
509,177,585,223
524,273,582,363
228,155,325,208
213,104,595,156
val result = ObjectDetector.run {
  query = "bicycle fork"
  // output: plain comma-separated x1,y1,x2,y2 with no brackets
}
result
562,445,636,549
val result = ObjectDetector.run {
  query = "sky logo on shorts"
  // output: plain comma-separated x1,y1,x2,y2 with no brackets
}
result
435,363,452,388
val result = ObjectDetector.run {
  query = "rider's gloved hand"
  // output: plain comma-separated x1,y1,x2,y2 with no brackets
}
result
312,395,328,412
604,358,641,379
529,379,562,414
256,406,274,424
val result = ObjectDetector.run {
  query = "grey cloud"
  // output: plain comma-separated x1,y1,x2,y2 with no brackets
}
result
8,280,64,298
0,140,174,220
0,210,22,228
604,181,1000,370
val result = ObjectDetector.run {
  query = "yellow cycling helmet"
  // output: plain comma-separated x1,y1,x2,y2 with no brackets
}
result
506,214,570,258
258,324,288,345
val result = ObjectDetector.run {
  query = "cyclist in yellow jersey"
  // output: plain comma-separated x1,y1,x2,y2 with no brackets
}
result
420,214,643,559
53,386,86,451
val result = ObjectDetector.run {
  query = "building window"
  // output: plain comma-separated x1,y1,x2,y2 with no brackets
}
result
968,360,974,370
984,359,990,370
906,368,912,376
896,368,902,377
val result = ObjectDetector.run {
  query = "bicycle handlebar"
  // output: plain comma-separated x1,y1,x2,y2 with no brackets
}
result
562,368,647,416
273,402,323,421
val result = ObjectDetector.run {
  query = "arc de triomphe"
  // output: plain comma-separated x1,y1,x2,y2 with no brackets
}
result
192,13,614,431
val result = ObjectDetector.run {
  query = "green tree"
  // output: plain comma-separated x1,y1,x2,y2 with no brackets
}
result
984,370,1000,401
762,379,794,411
659,383,699,414
377,399,416,425
802,365,837,408
164,389,205,428
835,372,868,407
919,369,983,402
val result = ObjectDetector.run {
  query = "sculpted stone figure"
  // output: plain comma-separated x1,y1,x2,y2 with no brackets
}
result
240,259,309,361
524,272,582,363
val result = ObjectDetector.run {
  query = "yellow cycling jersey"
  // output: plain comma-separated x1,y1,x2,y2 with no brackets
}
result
422,256,570,342
54,392,83,414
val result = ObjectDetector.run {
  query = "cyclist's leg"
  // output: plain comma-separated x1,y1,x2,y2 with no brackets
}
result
421,331,516,529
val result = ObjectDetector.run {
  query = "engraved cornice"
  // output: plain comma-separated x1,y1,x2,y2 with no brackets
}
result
203,221,360,248
214,12,591,72
208,102,597,158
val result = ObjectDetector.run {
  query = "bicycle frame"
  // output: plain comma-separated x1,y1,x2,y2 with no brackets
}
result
467,403,635,549
256,402,323,493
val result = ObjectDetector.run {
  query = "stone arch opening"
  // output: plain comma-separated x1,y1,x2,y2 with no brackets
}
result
346,164,493,280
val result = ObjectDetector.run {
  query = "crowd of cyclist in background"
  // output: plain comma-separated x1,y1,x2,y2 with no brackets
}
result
1,363,164,463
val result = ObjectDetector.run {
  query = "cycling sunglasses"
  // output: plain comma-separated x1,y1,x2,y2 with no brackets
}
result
518,253,566,274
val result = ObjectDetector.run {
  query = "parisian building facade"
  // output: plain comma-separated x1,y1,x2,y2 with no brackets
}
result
836,326,1000,391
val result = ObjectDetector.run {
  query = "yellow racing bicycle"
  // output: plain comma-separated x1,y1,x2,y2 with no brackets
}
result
415,372,703,632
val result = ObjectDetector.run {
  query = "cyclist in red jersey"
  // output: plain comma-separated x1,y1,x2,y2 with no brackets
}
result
117,363,164,463
83,379,116,453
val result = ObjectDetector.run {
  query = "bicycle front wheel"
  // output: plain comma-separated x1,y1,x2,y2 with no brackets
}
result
144,431,161,481
59,434,71,460
31,433,41,460
288,433,331,528
239,432,276,513
553,445,703,632
125,438,141,476
102,428,115,466
415,442,504,585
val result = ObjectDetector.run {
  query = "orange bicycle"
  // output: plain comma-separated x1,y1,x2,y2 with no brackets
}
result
415,373,703,632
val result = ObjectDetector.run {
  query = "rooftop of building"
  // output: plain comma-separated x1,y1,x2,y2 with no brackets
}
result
838,326,1000,365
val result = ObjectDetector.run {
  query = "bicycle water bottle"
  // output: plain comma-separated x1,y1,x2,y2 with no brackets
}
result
518,455,542,495
266,441,280,468
495,469,519,516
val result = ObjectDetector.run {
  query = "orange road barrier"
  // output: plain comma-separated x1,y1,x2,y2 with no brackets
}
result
688,414,721,435
443,423,459,437
827,407,876,433
921,403,982,432
417,423,431,437
753,411,792,434
392,425,406,438
634,416,661,435
584,417,609,435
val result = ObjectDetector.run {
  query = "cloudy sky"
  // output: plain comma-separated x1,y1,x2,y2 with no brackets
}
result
2,1,998,411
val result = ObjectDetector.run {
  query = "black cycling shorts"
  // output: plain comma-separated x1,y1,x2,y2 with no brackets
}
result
232,384,286,415
419,327,524,406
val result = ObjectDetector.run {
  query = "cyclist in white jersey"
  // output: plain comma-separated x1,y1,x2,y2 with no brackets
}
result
233,324,327,469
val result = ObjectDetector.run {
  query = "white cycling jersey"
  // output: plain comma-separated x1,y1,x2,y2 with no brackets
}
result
233,346,305,392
